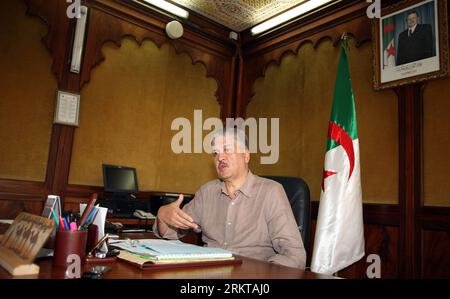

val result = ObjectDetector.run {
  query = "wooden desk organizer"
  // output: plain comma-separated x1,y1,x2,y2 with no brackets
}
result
0,245,40,276
0,213,54,276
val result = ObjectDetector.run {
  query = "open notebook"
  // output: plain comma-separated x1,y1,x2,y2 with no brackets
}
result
111,239,241,268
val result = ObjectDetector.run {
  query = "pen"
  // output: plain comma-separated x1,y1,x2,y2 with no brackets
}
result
63,218,70,231
78,193,98,227
50,208,59,227
58,215,65,230
69,222,78,231
82,206,98,227
87,205,100,225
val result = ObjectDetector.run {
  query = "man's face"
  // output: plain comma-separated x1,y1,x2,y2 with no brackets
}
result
212,134,250,181
407,13,418,28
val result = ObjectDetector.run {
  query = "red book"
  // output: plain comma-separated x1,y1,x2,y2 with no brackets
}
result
78,193,98,227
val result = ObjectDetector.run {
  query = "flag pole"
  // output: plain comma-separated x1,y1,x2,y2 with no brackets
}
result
341,32,349,50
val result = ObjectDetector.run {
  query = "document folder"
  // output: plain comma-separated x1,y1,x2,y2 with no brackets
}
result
111,239,242,269
117,250,242,270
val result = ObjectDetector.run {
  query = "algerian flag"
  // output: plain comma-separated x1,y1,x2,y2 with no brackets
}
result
311,36,365,275
383,17,396,69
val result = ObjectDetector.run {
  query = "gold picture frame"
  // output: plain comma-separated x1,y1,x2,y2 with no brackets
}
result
372,0,448,90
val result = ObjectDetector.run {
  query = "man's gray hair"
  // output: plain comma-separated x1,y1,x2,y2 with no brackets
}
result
211,127,249,151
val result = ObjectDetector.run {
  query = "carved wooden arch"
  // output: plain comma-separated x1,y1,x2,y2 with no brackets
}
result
24,0,75,86
80,2,237,119
80,9,227,105
259,33,370,77
238,12,373,117
24,0,236,119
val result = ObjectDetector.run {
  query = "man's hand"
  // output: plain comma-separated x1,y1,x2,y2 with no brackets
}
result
157,194,198,231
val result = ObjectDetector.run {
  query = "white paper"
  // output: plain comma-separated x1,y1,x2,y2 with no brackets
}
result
110,239,232,260
42,195,61,218
80,204,108,253
57,93,79,124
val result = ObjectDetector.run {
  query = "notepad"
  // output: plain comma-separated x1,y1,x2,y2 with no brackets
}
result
117,250,235,266
111,239,233,261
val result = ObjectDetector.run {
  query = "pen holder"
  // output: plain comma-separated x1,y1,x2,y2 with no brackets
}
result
53,229,88,267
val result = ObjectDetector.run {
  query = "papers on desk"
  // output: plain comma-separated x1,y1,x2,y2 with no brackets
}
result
113,239,232,260
80,203,108,253
111,239,234,266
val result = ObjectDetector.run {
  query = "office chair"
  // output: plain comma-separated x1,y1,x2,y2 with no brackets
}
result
263,176,311,251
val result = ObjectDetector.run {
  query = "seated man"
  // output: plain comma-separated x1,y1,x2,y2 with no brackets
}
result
153,128,306,269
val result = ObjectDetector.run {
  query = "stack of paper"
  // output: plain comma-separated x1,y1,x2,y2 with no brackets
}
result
111,239,234,265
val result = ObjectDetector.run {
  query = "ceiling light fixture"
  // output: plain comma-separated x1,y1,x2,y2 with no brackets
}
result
142,0,189,19
251,0,336,35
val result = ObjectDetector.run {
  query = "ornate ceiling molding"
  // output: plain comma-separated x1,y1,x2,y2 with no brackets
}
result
172,0,308,32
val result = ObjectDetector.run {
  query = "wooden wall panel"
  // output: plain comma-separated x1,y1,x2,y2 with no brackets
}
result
63,196,90,212
309,203,400,279
309,221,399,279
396,82,429,277
423,77,450,207
348,42,399,205
336,224,399,279
247,42,337,201
69,40,219,194
238,2,371,116
80,0,236,119
421,229,450,277
0,199,44,219
246,40,398,204
0,0,57,182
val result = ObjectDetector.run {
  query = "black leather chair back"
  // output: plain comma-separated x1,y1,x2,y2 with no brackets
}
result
263,176,311,250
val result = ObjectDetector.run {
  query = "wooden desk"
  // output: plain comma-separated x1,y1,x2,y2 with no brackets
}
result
106,217,154,226
108,217,154,232
0,232,335,279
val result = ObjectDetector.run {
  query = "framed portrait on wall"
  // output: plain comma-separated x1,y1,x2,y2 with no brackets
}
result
372,0,448,90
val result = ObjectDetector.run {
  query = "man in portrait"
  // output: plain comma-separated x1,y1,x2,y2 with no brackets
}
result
396,10,434,65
